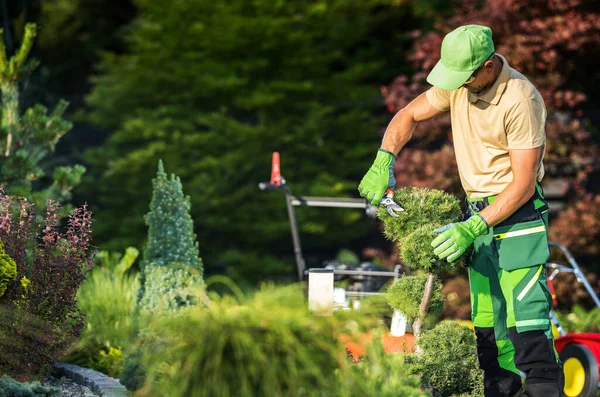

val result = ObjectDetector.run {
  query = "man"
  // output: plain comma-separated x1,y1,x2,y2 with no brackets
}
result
358,25,564,396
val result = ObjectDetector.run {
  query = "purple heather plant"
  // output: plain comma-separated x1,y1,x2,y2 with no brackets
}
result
0,190,95,380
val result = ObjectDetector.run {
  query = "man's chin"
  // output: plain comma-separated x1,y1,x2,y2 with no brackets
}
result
466,86,483,94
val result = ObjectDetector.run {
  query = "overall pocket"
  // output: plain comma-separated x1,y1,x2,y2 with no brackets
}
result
493,218,550,271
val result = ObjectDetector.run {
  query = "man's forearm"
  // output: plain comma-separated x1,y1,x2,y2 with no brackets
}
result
478,181,536,227
380,109,418,155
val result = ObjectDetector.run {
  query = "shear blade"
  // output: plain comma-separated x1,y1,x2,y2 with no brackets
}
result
386,206,404,217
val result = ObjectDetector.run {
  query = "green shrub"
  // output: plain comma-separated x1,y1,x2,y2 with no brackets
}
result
0,240,17,298
66,248,139,377
135,284,351,397
386,272,444,324
556,305,600,333
139,161,204,302
0,375,58,397
138,263,203,313
347,333,430,397
406,321,482,396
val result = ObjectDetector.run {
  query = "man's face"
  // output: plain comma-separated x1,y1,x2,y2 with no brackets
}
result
462,56,495,93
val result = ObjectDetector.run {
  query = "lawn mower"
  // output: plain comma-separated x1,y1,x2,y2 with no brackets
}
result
547,241,600,397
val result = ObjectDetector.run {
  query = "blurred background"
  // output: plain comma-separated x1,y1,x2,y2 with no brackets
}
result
2,0,599,316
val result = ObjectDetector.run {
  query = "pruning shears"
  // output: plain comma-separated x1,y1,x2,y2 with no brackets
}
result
380,188,404,217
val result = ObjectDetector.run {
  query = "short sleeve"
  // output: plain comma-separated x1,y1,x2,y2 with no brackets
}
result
426,86,451,112
505,98,547,149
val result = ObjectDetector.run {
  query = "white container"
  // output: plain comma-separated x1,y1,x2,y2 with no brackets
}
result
308,269,334,315
390,309,407,337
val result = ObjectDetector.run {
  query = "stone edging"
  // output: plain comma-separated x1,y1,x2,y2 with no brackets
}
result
53,363,130,397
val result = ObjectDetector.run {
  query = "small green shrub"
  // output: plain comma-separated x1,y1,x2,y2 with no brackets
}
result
0,375,58,397
66,248,139,377
139,161,204,302
136,284,351,397
0,240,17,297
386,272,444,323
406,321,482,396
347,333,430,397
138,263,203,313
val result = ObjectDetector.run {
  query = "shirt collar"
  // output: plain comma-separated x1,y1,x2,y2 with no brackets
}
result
467,54,510,105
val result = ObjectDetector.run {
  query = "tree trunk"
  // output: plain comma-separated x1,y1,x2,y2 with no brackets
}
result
1,81,18,157
412,272,436,352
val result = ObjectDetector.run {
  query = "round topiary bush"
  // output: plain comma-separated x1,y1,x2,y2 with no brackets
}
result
406,321,483,396
377,187,462,244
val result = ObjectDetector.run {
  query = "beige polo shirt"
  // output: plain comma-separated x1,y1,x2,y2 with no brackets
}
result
425,54,547,198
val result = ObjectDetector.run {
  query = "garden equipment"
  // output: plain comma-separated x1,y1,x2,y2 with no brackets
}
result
380,187,404,217
259,151,401,284
546,241,600,397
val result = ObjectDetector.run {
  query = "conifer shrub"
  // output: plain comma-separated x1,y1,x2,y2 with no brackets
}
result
401,224,463,273
406,321,483,397
138,263,202,312
136,284,352,397
347,333,430,397
0,193,94,380
0,375,58,396
138,160,204,310
377,187,461,243
386,272,444,323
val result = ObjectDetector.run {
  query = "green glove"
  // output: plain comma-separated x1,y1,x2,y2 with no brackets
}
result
430,214,489,263
358,149,396,205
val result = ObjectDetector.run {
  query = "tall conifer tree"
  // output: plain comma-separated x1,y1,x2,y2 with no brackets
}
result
139,160,203,311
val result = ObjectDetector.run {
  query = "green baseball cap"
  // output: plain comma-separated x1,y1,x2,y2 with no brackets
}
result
427,25,495,90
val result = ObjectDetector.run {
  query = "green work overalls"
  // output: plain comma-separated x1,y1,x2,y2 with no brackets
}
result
467,185,564,396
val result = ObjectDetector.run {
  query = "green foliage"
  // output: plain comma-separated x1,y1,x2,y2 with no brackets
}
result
138,263,203,313
0,375,58,397
66,248,139,377
142,161,203,273
406,321,482,396
135,284,352,397
386,273,444,323
139,161,204,308
0,240,17,298
347,334,430,397
556,305,600,333
78,0,426,283
119,346,145,392
0,23,85,213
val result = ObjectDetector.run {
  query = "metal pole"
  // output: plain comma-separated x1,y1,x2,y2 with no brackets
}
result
549,241,600,309
284,185,306,282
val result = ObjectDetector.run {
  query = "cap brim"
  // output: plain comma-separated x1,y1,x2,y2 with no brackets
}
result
426,60,474,91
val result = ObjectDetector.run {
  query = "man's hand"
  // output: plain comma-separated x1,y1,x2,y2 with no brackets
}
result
431,214,489,263
358,149,396,205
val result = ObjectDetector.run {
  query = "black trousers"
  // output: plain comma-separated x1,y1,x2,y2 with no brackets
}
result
476,327,565,396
